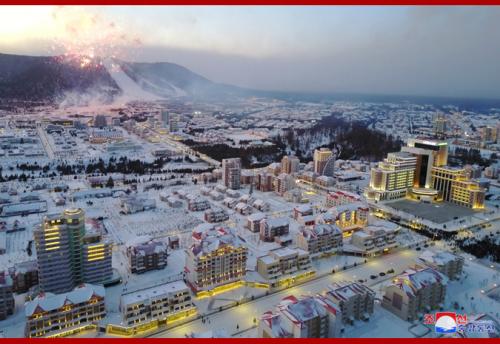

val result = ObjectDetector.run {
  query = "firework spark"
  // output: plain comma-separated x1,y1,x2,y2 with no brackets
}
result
49,6,142,69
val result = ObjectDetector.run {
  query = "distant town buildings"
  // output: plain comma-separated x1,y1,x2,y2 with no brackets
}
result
281,155,300,174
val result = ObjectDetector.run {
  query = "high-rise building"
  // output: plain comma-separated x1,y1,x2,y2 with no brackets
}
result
481,126,498,144
34,208,112,294
222,158,241,190
161,110,169,127
259,295,342,338
313,148,335,177
281,155,300,174
274,173,296,195
402,138,448,189
365,151,417,201
365,138,485,209
433,113,448,138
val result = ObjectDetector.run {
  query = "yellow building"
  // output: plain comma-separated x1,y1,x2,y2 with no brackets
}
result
365,152,417,201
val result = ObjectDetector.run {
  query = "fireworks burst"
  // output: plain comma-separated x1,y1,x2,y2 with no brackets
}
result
49,6,142,69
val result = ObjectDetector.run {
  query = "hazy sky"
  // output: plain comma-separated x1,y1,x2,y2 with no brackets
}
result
1,6,500,99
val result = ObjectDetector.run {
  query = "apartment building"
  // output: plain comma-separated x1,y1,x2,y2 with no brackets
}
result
274,173,296,196
24,283,105,338
296,224,343,256
120,280,195,327
127,240,168,274
260,217,290,242
259,295,342,338
185,234,248,292
382,267,447,322
329,202,369,234
349,224,398,256
246,212,266,233
281,155,300,174
81,231,113,285
257,247,313,282
9,260,38,293
417,250,464,280
325,281,375,324
0,271,14,320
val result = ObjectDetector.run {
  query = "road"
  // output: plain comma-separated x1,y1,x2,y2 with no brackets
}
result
146,125,221,167
150,249,419,338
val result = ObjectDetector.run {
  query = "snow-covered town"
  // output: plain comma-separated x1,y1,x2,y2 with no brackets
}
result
1,4,500,340
0,97,499,339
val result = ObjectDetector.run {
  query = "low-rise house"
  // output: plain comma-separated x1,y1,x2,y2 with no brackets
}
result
121,197,157,214
234,202,252,215
204,208,229,223
188,198,210,211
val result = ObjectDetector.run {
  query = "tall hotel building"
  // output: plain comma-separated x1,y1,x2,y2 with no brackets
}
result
313,148,335,177
365,138,485,209
222,158,242,190
34,208,112,294
366,151,417,201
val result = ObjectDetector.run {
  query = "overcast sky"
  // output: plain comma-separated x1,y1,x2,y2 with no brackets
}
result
1,6,499,99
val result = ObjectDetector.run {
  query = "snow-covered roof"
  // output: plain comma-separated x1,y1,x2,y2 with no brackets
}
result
120,280,189,306
418,250,462,267
263,217,289,228
25,284,105,316
389,267,448,297
248,212,266,221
